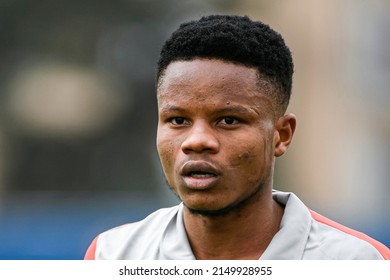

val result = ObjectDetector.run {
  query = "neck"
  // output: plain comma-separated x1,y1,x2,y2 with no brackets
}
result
183,189,284,260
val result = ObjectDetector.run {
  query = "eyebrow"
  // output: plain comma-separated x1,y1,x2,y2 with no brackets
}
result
159,105,187,114
159,104,256,116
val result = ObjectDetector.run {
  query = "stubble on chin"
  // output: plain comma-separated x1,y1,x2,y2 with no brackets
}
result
183,181,266,218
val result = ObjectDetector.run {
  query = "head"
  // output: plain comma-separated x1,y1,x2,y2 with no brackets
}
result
156,14,294,116
156,15,296,216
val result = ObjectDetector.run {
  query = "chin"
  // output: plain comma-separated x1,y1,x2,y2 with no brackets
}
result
185,205,232,217
183,185,264,217
183,198,240,217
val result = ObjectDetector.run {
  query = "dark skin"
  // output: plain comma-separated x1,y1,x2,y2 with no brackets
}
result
157,59,296,259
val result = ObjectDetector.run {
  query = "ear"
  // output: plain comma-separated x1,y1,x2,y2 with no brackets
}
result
274,113,296,157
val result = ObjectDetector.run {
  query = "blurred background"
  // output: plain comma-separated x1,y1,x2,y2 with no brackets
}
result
0,0,388,259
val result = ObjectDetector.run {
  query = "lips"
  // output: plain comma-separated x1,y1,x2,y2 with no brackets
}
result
180,161,220,189
181,161,219,176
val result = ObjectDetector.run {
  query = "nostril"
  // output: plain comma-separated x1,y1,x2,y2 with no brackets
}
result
181,134,219,154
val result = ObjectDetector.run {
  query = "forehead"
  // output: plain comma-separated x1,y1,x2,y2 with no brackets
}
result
157,59,269,103
157,59,276,118
157,59,259,94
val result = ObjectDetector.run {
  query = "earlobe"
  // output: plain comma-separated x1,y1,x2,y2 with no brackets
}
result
274,113,296,157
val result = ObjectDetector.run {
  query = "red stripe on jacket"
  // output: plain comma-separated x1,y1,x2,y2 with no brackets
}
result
84,236,98,260
310,209,390,260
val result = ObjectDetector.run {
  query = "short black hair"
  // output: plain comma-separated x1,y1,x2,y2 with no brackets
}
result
156,15,294,113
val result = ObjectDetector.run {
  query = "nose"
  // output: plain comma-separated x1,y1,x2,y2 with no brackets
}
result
181,121,220,154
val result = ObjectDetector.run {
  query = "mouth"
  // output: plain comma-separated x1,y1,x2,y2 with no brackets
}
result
180,161,220,190
187,171,216,178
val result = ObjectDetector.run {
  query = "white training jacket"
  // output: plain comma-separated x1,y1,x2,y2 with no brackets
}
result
85,190,389,260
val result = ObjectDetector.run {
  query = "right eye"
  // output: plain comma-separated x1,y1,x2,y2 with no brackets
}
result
169,117,189,126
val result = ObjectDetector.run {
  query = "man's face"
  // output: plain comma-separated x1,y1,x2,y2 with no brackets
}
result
156,59,278,214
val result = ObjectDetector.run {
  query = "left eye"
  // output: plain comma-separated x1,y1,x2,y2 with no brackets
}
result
220,117,239,125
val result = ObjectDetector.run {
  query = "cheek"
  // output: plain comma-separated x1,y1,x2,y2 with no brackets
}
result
227,145,262,182
226,136,273,180
228,133,269,167
225,150,262,191
229,148,256,167
157,130,183,180
157,133,174,171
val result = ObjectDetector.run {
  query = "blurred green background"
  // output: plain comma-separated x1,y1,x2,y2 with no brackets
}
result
0,0,389,259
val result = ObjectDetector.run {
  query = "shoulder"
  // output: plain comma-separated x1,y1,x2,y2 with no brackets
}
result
271,190,389,260
306,209,390,260
84,204,181,260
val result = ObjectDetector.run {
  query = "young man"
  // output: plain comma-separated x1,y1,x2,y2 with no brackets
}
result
85,15,389,260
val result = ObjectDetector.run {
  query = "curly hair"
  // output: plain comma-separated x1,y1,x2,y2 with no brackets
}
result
156,15,294,113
